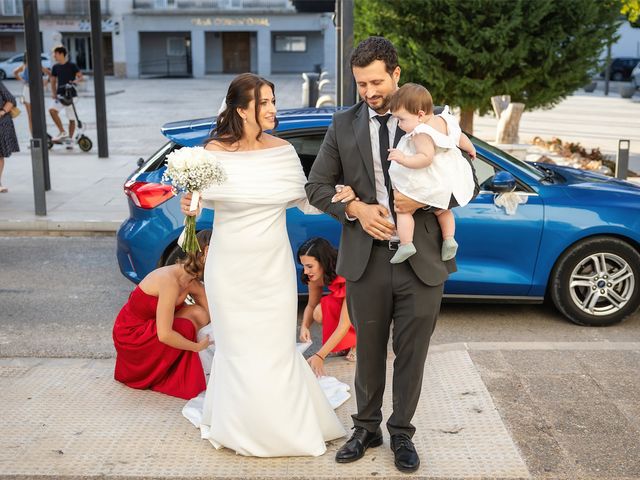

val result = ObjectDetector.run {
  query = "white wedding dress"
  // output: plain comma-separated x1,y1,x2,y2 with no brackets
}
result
184,144,346,457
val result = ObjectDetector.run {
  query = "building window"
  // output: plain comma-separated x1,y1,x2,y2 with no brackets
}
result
1,0,23,15
167,37,186,56
154,0,176,8
274,35,307,53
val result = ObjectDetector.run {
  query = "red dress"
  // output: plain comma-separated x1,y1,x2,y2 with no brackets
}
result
321,275,356,352
112,286,206,400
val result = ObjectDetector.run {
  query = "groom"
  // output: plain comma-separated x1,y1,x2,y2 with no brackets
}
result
305,36,456,472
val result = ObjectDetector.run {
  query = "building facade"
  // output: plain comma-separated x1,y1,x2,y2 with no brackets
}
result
0,0,336,79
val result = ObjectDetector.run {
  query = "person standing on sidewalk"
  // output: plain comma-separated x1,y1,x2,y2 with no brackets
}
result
48,46,83,146
305,36,456,473
13,52,50,136
0,80,20,193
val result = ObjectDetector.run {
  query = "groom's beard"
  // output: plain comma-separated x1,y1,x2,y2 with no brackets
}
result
365,94,391,114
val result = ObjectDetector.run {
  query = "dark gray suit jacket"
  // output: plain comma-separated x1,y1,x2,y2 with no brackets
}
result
305,101,457,286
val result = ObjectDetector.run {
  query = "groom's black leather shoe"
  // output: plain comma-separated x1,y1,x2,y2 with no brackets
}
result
390,434,420,473
335,426,383,463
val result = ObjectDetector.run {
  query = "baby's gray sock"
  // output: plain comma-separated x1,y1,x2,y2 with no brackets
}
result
441,237,458,261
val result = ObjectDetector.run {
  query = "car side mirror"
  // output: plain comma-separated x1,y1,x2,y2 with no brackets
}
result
489,171,516,193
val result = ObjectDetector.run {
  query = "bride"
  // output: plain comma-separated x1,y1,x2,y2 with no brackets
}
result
180,73,351,457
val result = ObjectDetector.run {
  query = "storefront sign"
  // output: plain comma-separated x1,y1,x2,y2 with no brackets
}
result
191,17,270,27
40,18,114,32
0,23,24,31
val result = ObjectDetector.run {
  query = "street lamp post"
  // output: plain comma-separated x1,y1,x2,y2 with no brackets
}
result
336,0,355,107
89,0,109,158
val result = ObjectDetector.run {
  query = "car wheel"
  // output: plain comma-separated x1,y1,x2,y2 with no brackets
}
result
0,70,6,80
612,72,624,81
550,237,640,326
163,242,187,266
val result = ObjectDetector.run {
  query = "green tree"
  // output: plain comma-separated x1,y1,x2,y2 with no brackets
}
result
355,0,621,133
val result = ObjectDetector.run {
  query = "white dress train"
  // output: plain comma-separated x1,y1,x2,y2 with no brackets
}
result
184,144,346,457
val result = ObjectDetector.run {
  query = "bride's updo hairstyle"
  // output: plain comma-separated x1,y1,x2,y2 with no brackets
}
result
179,229,212,281
208,73,277,148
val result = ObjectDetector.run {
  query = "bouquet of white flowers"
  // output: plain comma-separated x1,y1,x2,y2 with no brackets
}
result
162,146,227,253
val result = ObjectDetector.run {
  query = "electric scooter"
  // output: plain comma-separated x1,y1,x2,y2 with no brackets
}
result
47,83,93,152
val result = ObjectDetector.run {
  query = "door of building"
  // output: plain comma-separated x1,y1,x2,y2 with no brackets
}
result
102,33,114,75
222,32,250,73
63,34,92,71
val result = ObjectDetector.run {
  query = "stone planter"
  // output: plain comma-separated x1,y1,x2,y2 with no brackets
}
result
619,84,635,98
583,81,597,93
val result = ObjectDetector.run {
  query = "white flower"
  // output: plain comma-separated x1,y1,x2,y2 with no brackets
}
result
162,146,226,193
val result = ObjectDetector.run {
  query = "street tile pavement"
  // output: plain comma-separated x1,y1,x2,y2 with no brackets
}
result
0,350,529,479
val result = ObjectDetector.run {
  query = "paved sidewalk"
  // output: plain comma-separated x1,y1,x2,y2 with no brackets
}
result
3,342,640,479
0,348,531,480
0,151,130,231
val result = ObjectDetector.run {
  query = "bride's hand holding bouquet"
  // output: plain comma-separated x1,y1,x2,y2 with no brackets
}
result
163,146,226,253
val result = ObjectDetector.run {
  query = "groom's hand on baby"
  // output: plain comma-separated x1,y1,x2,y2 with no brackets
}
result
180,193,201,216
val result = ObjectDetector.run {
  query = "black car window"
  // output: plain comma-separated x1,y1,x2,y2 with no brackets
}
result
474,155,497,188
283,133,325,178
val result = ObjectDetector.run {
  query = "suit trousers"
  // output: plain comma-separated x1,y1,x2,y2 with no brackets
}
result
346,243,444,438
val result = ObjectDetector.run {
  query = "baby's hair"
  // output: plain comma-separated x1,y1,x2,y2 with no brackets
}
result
389,83,433,115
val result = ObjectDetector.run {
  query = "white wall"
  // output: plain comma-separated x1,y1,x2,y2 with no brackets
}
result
611,22,640,58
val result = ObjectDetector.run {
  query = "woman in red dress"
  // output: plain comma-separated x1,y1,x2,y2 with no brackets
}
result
113,230,213,400
297,237,356,377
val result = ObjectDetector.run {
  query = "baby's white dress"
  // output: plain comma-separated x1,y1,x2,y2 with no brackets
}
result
389,106,476,210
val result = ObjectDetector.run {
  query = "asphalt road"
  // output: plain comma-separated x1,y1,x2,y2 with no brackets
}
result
1,235,639,358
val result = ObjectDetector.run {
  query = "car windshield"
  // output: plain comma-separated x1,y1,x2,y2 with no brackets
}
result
470,135,546,180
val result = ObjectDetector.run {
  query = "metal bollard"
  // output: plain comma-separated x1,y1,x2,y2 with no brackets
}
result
616,139,630,180
30,138,47,216
301,72,320,108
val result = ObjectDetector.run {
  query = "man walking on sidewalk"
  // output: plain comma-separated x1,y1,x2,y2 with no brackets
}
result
305,36,456,473
49,45,83,148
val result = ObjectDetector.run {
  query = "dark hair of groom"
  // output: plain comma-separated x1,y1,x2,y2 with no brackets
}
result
350,36,399,76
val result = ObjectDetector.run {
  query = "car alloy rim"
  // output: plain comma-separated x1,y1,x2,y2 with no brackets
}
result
569,253,635,317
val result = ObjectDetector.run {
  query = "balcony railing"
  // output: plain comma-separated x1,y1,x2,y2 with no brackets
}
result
36,0,112,16
133,0,293,10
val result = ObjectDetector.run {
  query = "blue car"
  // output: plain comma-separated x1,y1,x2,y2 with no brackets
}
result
117,107,640,327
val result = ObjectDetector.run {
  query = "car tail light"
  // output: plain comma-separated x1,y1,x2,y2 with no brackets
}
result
124,180,175,209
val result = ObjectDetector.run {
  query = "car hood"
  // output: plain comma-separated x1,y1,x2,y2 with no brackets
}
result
542,163,640,196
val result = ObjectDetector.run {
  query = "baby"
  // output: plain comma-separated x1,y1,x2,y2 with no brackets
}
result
387,83,477,264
